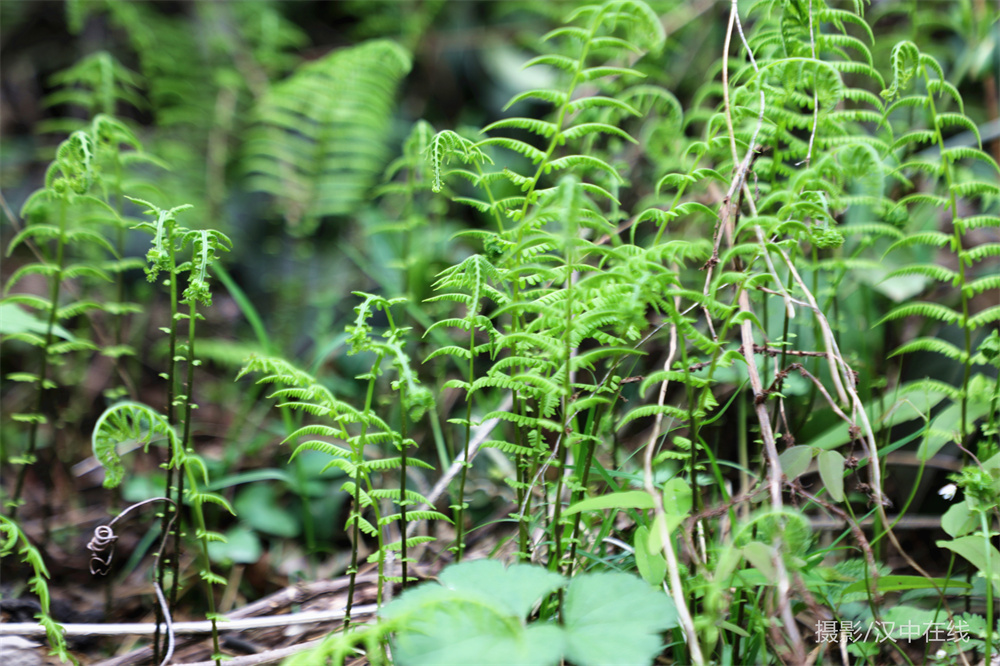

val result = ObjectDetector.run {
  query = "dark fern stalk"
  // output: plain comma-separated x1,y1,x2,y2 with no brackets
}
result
129,197,191,655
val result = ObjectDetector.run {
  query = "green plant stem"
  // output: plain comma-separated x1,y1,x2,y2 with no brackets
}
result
979,510,995,663
182,458,222,666
164,236,182,607
452,326,476,562
345,355,384,629
399,392,410,589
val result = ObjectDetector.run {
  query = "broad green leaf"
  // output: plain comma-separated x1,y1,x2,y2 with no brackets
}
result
563,490,654,516
779,446,813,480
233,483,300,538
633,525,666,586
937,536,1000,593
662,477,692,516
918,399,995,460
386,585,563,666
207,526,262,565
439,560,565,619
818,449,845,502
0,303,75,340
941,502,976,538
563,571,677,666
878,606,943,641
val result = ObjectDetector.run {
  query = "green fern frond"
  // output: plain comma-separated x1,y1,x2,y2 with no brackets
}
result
617,403,693,429
883,231,953,254
889,338,968,362
244,40,411,234
942,147,1000,173
884,263,958,284
92,401,178,489
950,181,1000,198
378,511,449,526
955,215,1000,231
877,302,962,326
964,275,1000,296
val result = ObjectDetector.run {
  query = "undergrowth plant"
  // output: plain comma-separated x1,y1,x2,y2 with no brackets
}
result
238,295,444,627
2,116,149,515
89,198,233,664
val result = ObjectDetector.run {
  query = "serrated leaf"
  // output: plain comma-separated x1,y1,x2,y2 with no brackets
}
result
562,572,677,666
439,560,565,619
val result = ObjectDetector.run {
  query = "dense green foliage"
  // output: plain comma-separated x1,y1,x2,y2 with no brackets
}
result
1,1,998,665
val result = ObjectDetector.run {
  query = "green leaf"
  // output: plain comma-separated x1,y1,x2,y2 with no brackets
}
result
633,525,666,586
233,483,300,538
562,572,678,666
937,536,1000,593
0,303,75,341
386,584,563,666
941,502,976,538
842,575,972,594
207,526,262,565
563,490,654,516
818,450,844,502
741,541,776,581
439,560,565,619
779,446,813,480
660,477,692,533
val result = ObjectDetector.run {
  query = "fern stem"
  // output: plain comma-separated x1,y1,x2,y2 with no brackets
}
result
163,233,182,612
345,355,383,629
399,392,409,590
453,327,476,562
182,456,222,665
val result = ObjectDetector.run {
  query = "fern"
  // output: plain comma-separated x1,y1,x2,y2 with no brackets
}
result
240,296,441,616
1,116,157,514
244,39,412,235
880,41,1000,452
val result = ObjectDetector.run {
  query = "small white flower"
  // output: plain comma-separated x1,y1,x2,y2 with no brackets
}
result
935,648,947,659
938,483,958,501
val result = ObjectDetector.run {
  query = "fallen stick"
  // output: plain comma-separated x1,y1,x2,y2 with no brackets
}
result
0,605,379,638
